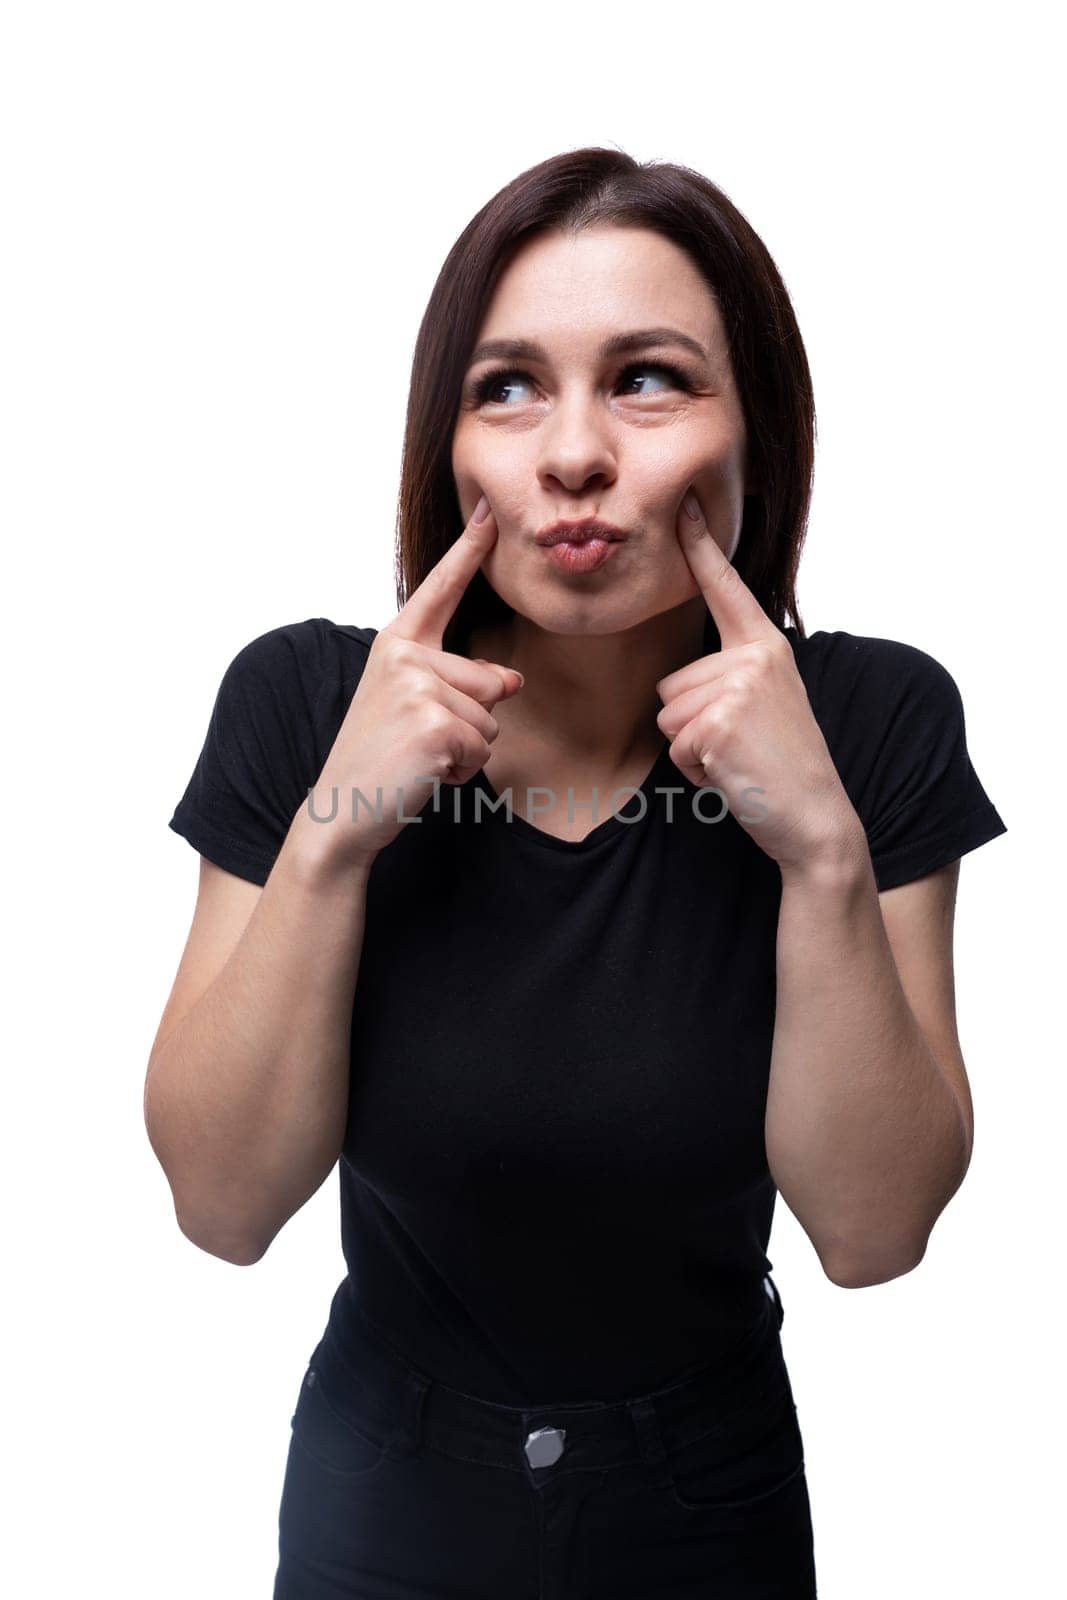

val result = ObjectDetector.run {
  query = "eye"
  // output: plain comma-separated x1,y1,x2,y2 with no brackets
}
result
470,369,536,406
465,360,695,408
616,362,686,397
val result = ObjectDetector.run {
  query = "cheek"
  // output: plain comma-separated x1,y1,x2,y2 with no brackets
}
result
454,440,527,521
640,454,723,524
450,427,496,496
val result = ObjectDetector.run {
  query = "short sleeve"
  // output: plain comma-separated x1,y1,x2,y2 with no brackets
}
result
168,619,330,885
806,633,1008,892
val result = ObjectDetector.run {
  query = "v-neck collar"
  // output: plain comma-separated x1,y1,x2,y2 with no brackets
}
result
467,738,677,854
458,603,730,853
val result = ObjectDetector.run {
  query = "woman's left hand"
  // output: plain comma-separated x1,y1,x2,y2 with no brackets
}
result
655,489,864,874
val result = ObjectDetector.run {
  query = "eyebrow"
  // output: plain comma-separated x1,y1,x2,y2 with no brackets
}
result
467,326,710,369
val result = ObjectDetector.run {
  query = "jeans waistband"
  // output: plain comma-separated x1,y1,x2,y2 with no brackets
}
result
308,1275,791,1487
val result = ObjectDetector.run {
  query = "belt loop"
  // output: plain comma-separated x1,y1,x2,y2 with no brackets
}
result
388,1368,431,1461
764,1272,785,1328
627,1396,673,1491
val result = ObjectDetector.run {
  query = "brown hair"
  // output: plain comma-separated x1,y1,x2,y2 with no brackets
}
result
395,146,816,654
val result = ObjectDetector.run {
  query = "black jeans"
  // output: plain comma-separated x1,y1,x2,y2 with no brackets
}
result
273,1278,817,1597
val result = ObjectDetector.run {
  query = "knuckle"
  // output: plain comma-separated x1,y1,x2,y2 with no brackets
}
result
410,667,438,697
746,641,777,672
698,703,726,740
396,673,433,715
419,701,452,739
379,633,414,667
424,746,457,780
717,561,743,597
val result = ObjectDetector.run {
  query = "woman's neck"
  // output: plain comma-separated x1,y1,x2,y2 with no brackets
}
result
465,597,710,768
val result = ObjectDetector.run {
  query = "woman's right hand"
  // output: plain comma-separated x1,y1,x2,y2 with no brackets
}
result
309,499,523,866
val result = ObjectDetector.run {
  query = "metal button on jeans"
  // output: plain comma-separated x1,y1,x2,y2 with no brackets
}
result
524,1425,566,1468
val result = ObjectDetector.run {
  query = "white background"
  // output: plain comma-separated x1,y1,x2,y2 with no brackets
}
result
4,3,1059,1595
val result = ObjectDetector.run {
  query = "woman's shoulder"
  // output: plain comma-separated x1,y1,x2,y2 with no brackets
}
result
781,623,1008,882
316,618,381,687
781,624,959,720
322,618,380,652
224,616,380,690
782,622,950,674
210,618,382,769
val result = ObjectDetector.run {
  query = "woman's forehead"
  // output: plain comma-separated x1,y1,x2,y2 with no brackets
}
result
476,228,726,365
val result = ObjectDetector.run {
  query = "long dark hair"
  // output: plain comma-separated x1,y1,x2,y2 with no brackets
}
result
395,146,816,654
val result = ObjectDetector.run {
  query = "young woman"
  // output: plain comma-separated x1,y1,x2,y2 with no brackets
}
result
147,147,1008,1597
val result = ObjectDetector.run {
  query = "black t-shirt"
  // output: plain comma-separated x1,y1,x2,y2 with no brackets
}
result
168,611,1008,1404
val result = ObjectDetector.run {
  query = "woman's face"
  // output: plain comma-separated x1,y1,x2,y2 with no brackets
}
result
451,224,752,640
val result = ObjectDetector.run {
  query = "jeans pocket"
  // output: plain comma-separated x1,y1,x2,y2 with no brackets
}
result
289,1362,393,1480
668,1386,806,1516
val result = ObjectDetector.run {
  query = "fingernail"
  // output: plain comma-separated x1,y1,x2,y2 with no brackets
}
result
683,490,701,521
473,493,490,523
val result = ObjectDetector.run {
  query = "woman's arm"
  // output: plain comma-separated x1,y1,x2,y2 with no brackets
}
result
765,829,972,1288
149,510,519,1264
145,810,376,1264
656,491,995,1291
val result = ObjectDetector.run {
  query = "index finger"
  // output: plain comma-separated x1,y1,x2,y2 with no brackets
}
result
676,487,777,651
388,501,498,647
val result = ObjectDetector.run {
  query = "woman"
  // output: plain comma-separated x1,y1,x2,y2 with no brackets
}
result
148,148,1008,1597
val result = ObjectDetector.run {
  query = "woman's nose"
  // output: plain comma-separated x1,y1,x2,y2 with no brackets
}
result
535,394,616,492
